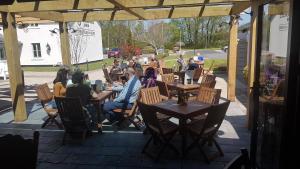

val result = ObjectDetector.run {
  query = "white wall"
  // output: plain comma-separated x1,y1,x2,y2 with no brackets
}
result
17,24,63,66
0,22,103,66
269,15,289,58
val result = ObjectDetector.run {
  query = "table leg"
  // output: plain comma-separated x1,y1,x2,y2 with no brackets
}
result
179,118,187,158
93,102,103,134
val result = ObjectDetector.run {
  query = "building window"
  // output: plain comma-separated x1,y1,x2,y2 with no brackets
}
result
0,48,5,60
32,43,42,58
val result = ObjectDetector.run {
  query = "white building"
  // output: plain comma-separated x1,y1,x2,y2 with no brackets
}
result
0,21,103,74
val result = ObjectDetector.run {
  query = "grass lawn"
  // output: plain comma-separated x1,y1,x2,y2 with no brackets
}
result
22,58,114,72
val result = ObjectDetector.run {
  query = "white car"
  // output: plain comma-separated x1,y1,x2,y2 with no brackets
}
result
223,46,228,53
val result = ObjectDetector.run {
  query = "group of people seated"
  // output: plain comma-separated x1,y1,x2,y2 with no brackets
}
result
52,64,143,130
177,52,204,71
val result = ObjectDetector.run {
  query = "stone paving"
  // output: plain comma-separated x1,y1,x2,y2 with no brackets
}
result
0,70,250,169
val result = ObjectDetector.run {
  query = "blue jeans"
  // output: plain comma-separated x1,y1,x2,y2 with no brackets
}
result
103,101,133,122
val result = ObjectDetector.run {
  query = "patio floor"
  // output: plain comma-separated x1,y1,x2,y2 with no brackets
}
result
0,70,250,169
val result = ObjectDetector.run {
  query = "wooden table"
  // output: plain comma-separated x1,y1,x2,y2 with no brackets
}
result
153,100,211,156
167,83,201,105
89,91,114,133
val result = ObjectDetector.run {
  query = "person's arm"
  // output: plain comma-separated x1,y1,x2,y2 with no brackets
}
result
53,83,61,97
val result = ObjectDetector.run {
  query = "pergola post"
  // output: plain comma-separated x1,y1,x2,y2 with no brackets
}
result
1,12,27,122
59,22,71,65
227,15,239,101
247,0,259,129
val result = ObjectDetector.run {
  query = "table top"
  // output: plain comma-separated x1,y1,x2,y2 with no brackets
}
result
153,100,211,119
90,90,113,102
167,83,200,91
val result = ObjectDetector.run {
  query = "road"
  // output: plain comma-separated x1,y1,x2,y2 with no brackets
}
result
183,49,227,59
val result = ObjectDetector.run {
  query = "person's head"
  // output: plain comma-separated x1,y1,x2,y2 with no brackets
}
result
128,60,134,67
125,67,135,79
53,69,68,86
113,59,119,66
197,52,200,56
132,56,137,63
83,74,89,80
72,70,84,84
189,58,194,64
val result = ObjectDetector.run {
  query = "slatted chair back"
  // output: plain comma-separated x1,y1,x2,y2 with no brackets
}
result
161,73,174,84
162,67,173,74
0,131,39,169
201,99,230,137
140,87,162,105
193,67,203,83
137,101,162,133
200,80,216,89
156,80,170,98
201,74,216,84
54,97,90,133
224,148,250,169
197,87,221,104
36,83,53,107
102,68,113,84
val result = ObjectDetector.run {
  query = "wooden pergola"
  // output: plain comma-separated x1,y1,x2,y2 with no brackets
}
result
0,0,257,123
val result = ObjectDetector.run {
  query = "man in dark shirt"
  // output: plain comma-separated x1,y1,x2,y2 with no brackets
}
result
187,58,199,70
66,70,96,129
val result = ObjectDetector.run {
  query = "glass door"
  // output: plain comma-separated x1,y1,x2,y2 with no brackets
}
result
253,1,290,169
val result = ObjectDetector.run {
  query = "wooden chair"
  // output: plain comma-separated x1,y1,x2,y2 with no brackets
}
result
162,67,173,74
0,131,39,169
161,73,174,84
201,74,216,84
54,97,92,145
190,87,221,121
112,101,142,130
137,101,179,161
36,83,62,129
102,68,113,84
140,87,171,120
193,67,203,83
223,148,250,169
185,99,230,163
196,87,221,104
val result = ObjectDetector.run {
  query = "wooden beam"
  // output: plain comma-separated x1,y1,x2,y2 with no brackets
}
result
5,0,114,12
198,0,209,17
106,0,145,20
168,6,174,18
227,15,239,101
230,1,250,15
18,11,64,21
247,0,259,129
1,12,27,122
59,22,71,65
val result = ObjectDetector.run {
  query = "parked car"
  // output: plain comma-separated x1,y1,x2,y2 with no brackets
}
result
108,48,121,58
103,48,109,54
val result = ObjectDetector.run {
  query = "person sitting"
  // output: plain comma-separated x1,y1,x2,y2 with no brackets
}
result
177,54,186,71
110,59,122,74
149,54,159,69
187,58,199,70
53,68,68,97
66,70,97,129
103,68,141,123
141,67,157,88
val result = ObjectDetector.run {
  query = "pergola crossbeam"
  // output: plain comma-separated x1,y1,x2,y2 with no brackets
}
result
106,0,145,20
